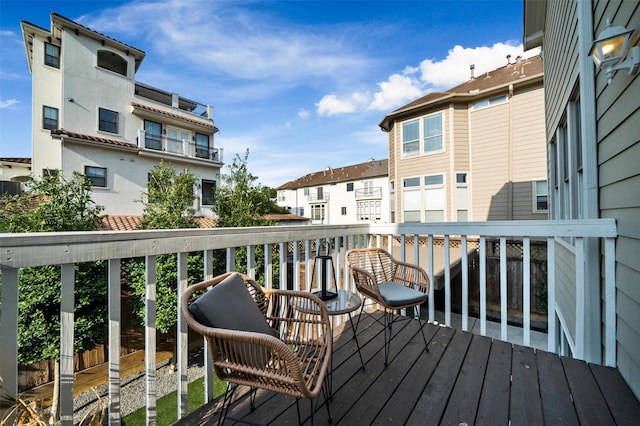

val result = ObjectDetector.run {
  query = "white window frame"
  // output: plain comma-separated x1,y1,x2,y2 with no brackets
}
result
85,166,107,188
98,108,119,134
456,172,469,221
533,180,548,213
400,112,444,158
424,173,445,222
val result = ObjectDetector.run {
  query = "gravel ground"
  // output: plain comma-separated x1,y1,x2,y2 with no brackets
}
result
72,348,205,424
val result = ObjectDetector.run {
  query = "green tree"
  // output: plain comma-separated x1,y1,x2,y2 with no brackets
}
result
126,163,216,333
213,150,276,228
0,172,106,421
139,161,198,230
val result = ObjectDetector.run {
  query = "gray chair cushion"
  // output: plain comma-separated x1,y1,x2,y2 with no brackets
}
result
189,272,276,337
378,281,428,307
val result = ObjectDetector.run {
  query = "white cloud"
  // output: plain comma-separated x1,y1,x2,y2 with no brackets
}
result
297,108,310,119
316,92,369,116
0,99,19,109
419,42,534,90
367,73,423,111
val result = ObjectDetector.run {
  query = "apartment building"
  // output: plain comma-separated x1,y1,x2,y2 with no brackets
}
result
20,13,222,216
380,55,547,223
276,159,389,225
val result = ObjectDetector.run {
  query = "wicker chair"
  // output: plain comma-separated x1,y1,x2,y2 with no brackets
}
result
181,272,332,425
346,247,430,366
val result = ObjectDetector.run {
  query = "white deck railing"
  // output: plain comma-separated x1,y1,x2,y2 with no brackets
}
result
0,219,617,425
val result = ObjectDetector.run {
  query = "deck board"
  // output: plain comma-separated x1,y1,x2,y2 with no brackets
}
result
177,311,640,425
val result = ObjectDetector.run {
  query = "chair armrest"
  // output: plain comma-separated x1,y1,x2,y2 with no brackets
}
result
348,264,384,300
392,260,430,294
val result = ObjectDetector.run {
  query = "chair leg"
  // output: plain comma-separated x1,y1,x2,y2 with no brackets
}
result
419,319,430,354
218,383,237,426
383,309,392,367
322,375,333,424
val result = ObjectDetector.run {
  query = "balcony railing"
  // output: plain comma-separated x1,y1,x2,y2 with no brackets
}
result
0,220,617,424
138,130,222,163
308,192,330,202
355,187,382,200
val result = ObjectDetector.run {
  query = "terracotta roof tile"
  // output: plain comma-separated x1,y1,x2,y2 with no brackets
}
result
131,102,218,131
0,158,32,164
99,214,217,231
277,159,388,190
51,129,138,149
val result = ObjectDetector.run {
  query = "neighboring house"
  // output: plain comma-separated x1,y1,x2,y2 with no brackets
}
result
0,158,31,196
379,56,547,223
276,159,389,225
20,13,222,217
524,0,640,398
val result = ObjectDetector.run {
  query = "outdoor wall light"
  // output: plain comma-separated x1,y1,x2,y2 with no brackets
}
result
590,19,640,85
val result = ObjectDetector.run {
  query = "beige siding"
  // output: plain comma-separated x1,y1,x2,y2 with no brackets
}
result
555,241,577,346
469,102,511,220
543,0,579,140
511,85,548,220
593,0,640,397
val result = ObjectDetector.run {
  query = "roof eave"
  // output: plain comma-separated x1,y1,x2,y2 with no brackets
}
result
523,0,546,50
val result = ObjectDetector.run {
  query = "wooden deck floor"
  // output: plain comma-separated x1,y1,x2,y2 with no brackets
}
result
178,311,640,425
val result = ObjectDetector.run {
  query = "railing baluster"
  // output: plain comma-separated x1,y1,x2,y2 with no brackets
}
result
444,235,451,327
177,252,188,419
145,255,158,421
305,240,312,291
461,235,469,332
428,235,435,323
203,251,214,402
293,241,300,291
0,267,18,421
500,237,508,341
226,247,235,272
279,242,286,289
575,237,585,360
247,245,255,280
604,237,616,367
108,258,122,425
523,237,531,347
60,263,74,426
547,237,556,353
480,236,487,336
264,244,272,289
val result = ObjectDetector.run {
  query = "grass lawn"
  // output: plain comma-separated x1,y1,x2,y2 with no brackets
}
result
122,376,226,425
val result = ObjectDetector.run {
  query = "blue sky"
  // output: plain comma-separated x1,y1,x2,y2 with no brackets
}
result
0,0,535,188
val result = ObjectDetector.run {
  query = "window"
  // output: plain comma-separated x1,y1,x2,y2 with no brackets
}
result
202,180,216,205
43,106,58,130
43,169,59,178
303,188,309,196
402,120,419,156
456,173,468,221
472,95,507,109
44,42,60,68
403,177,421,222
144,120,162,150
423,114,443,153
390,181,395,223
99,108,118,133
317,187,323,200
358,200,381,221
97,50,127,76
341,207,347,215
424,174,444,221
346,182,354,192
534,180,548,212
195,133,210,158
85,166,107,187
311,204,325,221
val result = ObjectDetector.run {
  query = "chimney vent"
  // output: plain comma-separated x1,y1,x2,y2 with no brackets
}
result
470,64,475,79
507,54,512,65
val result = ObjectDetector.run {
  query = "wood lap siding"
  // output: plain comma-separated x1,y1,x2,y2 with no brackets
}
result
594,0,640,399
544,0,579,141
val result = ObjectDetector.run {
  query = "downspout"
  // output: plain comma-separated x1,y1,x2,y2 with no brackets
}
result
577,0,601,364
508,83,514,220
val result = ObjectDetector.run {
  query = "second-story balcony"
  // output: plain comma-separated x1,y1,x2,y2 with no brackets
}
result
308,192,330,202
355,186,383,200
2,219,637,424
138,130,223,164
